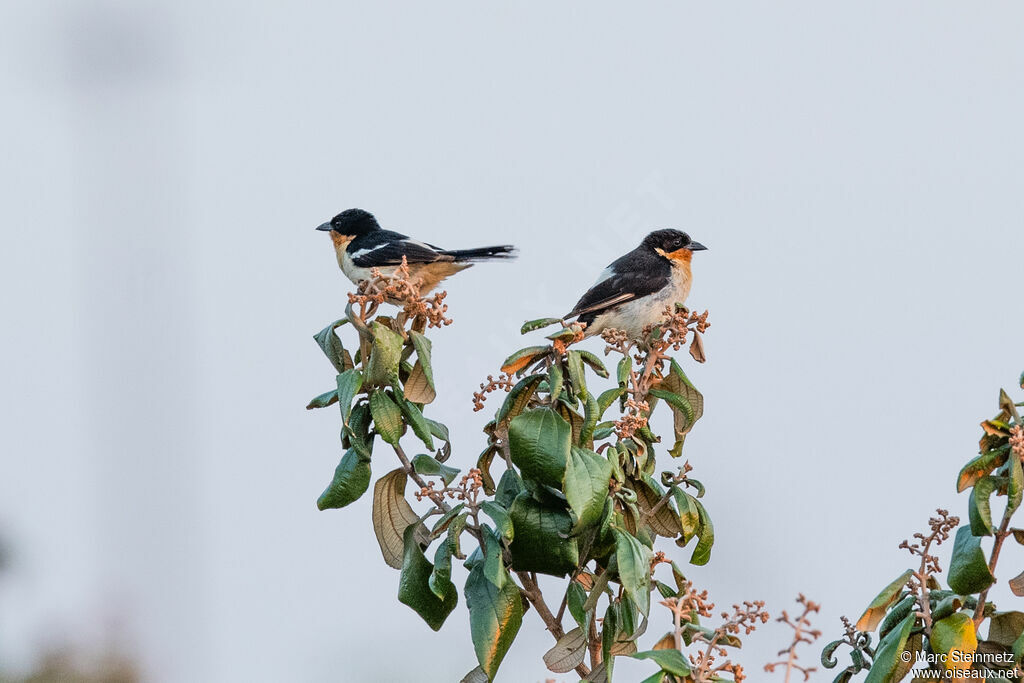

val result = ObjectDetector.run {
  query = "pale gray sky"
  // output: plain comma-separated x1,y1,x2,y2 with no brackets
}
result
2,2,1023,682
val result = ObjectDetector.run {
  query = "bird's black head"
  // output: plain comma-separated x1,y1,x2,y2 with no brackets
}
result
315,208,381,237
642,229,707,259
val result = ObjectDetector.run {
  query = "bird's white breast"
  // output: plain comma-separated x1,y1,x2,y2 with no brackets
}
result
339,247,376,283
589,264,692,338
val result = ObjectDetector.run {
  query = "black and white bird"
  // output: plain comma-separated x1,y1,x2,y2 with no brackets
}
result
566,229,707,339
316,208,516,293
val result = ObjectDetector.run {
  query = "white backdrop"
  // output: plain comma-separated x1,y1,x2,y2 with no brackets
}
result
1,2,1022,681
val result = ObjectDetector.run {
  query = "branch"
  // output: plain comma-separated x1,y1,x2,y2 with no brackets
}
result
516,571,590,678
974,513,1012,626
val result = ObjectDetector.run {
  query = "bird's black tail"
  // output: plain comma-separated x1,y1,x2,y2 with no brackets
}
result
444,245,517,262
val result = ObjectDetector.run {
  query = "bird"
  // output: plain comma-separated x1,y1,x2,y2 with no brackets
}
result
565,229,707,339
316,208,516,293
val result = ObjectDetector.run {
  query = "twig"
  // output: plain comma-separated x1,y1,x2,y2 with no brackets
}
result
764,595,821,682
974,514,1012,626
899,509,957,635
517,571,591,678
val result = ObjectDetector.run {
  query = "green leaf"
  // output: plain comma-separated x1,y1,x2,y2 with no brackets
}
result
370,391,404,445
856,569,914,632
398,525,457,631
546,327,579,344
948,526,996,594
556,403,585,446
477,444,498,495
969,476,998,536
305,389,338,410
500,345,549,375
407,330,434,386
648,388,694,423
671,489,701,544
394,393,434,450
543,627,587,674
371,468,427,569
931,612,977,672
465,562,523,681
364,321,404,387
618,594,639,638
509,408,571,489
313,319,348,373
601,602,618,677
929,594,961,623
335,369,363,426
426,417,450,443
316,449,371,510
566,351,588,399
958,447,1009,492
1014,630,1024,667
638,673,666,683
521,317,564,334
344,401,374,459
564,446,613,530
583,569,612,613
688,499,714,566
821,639,844,668
496,374,546,425
617,357,631,387
1008,450,1024,516
580,392,599,447
411,454,459,486
507,494,579,576
480,501,514,541
597,388,624,420
878,594,916,638
864,611,915,683
548,362,564,403
577,350,610,378
630,649,691,677
494,469,524,509
652,361,704,457
614,529,652,617
655,581,677,599
890,632,921,683
1000,388,1022,423
431,503,466,536
447,513,470,560
567,580,590,632
481,526,506,588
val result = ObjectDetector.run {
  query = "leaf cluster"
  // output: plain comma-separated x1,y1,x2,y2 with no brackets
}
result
824,379,1024,682
308,272,764,681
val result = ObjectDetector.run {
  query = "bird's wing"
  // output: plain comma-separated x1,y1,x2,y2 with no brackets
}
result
349,230,453,267
566,267,667,319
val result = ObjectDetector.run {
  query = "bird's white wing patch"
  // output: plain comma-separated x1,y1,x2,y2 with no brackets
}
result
348,246,379,261
592,265,616,286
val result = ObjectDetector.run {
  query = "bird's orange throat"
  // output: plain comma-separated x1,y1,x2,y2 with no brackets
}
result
330,233,354,267
655,247,694,285
330,232,354,248
656,247,694,264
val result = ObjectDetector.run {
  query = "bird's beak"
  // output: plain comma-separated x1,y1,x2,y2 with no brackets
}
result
315,222,333,232
687,241,707,251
